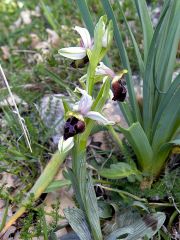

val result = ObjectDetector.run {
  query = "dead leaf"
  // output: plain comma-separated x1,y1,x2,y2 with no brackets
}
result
20,10,32,25
30,33,41,48
46,28,60,48
17,36,28,44
1,46,10,60
30,6,41,17
0,94,27,107
2,226,16,240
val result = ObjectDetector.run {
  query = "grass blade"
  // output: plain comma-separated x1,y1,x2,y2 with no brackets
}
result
134,0,154,63
116,1,145,77
76,0,94,37
101,0,142,123
155,0,180,98
40,0,58,31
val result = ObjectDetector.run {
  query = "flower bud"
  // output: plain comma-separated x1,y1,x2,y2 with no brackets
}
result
63,116,85,140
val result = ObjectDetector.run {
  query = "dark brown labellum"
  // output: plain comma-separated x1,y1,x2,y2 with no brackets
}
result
70,55,89,68
63,116,85,140
112,79,127,102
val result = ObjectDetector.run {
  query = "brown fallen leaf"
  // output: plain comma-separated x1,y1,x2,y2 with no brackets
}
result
1,46,10,60
20,10,32,25
46,28,60,48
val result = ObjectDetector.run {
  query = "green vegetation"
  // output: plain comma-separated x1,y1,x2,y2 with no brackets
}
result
0,0,179,239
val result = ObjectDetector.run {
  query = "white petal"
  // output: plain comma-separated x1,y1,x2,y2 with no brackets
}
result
95,62,115,78
58,136,74,154
78,94,93,115
86,111,115,125
74,87,92,115
102,28,108,47
74,26,92,49
58,47,86,60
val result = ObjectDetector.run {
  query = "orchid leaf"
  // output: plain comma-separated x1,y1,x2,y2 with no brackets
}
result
118,122,153,172
116,0,145,77
99,162,140,179
85,175,103,240
106,212,165,240
152,80,180,152
44,179,71,193
64,208,92,240
134,0,154,63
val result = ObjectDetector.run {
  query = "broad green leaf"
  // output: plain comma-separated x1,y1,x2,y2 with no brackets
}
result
67,169,85,211
85,175,103,240
134,0,154,63
98,201,113,219
118,122,153,172
44,179,71,193
151,139,180,175
64,208,92,240
152,82,180,152
155,0,180,96
116,1,145,77
101,0,142,124
152,74,180,136
106,212,165,240
142,1,170,140
119,102,134,126
99,162,139,179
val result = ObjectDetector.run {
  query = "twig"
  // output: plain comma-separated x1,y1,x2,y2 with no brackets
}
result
0,64,32,152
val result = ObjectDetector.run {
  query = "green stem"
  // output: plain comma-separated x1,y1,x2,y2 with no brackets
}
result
108,125,125,153
0,150,66,237
99,185,147,202
167,210,178,230
93,179,114,185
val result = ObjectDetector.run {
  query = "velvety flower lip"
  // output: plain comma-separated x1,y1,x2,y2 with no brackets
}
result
63,116,85,140
112,79,127,102
58,26,93,60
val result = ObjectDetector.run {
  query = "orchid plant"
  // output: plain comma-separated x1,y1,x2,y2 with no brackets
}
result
57,17,129,239
0,16,123,239
2,1,179,238
75,0,180,188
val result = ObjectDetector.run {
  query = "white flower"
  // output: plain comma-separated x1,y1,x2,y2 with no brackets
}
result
74,87,115,125
58,136,74,154
58,26,93,60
